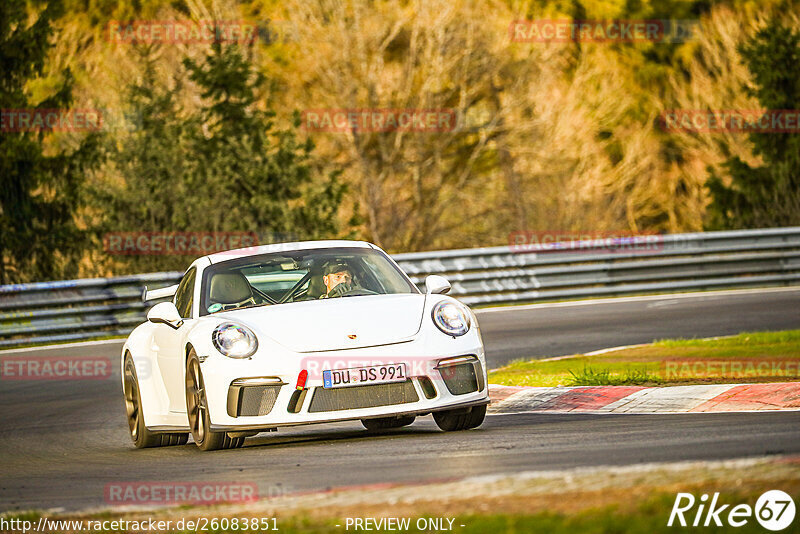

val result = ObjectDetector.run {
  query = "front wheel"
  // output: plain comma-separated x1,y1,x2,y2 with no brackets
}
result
433,404,486,431
361,415,416,431
185,350,244,451
123,354,188,448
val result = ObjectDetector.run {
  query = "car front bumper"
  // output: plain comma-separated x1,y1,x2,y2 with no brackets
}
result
199,331,489,431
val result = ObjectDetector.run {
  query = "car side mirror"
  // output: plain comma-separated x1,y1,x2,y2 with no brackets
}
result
147,302,184,329
425,275,451,294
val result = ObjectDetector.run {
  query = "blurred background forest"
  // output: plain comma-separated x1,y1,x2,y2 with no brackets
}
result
2,0,799,283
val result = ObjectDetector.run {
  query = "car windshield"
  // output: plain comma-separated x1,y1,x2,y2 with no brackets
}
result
200,247,418,315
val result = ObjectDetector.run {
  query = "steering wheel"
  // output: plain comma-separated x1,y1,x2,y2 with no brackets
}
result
327,282,378,298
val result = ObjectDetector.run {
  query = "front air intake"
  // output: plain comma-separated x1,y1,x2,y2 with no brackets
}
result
437,356,483,396
308,380,419,413
227,378,284,417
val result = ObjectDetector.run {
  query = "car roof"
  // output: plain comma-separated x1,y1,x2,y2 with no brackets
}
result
205,240,375,264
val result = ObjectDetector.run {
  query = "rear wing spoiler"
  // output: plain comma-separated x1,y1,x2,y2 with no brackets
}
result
142,284,179,302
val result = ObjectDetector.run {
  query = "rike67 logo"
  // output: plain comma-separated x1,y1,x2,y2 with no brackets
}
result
668,490,796,531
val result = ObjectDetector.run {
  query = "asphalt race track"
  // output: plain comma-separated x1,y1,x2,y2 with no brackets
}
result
1,288,799,512
478,287,800,366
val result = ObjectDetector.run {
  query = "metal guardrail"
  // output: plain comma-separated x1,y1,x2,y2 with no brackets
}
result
2,227,799,348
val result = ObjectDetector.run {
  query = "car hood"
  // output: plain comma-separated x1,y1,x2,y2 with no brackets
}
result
215,293,426,352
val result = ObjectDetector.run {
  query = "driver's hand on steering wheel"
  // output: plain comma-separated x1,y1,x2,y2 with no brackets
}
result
326,281,354,298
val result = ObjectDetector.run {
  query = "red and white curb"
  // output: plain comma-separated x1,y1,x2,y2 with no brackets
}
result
487,382,800,414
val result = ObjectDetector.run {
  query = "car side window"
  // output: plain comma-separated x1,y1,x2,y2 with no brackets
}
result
174,268,197,319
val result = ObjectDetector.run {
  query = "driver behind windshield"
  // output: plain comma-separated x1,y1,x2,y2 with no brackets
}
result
321,261,356,298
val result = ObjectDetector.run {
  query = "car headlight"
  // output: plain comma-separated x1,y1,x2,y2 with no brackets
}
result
432,301,471,337
212,323,258,358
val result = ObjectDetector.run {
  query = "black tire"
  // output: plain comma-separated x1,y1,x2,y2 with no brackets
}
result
433,404,486,431
361,415,416,431
185,350,244,451
123,354,189,448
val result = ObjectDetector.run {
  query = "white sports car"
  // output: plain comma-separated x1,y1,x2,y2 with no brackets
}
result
121,240,489,450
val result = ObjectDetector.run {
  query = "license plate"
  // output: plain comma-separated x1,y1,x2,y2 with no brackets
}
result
322,363,407,389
